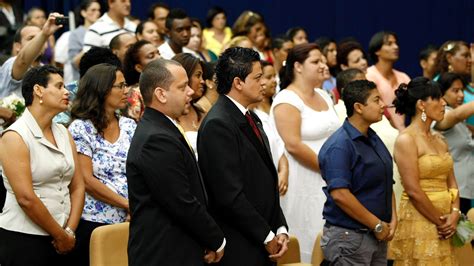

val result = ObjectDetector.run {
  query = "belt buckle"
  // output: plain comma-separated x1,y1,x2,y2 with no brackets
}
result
354,228,370,234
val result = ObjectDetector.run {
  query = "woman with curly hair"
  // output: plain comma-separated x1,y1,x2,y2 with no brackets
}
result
390,77,459,265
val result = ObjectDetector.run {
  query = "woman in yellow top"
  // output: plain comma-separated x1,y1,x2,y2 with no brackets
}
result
202,6,232,55
390,77,460,265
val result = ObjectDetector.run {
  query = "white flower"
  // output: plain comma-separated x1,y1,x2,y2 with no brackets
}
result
1,93,26,117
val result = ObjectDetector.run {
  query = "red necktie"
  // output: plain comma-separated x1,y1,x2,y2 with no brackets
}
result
245,111,263,144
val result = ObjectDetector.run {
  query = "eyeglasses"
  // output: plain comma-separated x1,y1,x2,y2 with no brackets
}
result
112,82,128,90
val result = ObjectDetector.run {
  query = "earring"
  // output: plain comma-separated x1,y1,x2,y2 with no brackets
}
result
421,110,427,122
39,97,43,104
448,64,454,72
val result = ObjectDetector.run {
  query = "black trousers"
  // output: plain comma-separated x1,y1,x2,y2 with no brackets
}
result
0,227,69,266
68,219,106,266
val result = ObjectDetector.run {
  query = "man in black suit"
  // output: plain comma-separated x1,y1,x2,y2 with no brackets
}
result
197,47,289,265
127,59,225,266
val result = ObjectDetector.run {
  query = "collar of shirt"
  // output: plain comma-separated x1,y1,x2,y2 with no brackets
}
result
100,12,133,29
342,118,378,144
164,114,179,129
225,95,247,115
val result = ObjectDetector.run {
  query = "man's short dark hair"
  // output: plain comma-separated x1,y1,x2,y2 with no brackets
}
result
165,8,188,30
109,32,132,50
13,24,26,43
215,47,260,95
13,24,39,44
139,59,181,105
147,2,169,20
22,65,63,106
342,80,377,117
79,47,122,77
336,68,365,96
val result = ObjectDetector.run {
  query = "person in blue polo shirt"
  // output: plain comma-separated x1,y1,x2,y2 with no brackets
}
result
318,79,397,265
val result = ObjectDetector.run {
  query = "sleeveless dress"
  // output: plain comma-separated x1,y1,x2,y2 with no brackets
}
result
270,88,340,262
390,152,457,265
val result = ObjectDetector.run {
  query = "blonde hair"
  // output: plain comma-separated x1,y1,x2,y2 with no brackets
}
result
231,10,263,37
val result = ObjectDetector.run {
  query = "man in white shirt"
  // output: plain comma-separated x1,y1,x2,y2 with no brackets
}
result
82,0,136,52
158,8,196,59
0,13,63,98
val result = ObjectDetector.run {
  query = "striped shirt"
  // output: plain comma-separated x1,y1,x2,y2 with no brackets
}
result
82,13,136,52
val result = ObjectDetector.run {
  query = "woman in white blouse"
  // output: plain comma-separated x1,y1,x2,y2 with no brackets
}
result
0,65,84,265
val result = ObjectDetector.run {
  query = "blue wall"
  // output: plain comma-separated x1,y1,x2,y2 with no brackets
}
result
25,0,474,78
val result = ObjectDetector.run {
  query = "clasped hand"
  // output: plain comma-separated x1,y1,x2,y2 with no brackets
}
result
203,248,224,264
266,234,289,262
437,212,460,239
52,230,75,254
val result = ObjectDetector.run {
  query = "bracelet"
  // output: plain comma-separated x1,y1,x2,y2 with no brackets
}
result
451,207,462,215
64,226,76,239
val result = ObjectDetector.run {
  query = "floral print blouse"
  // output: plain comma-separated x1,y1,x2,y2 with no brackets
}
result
69,116,136,224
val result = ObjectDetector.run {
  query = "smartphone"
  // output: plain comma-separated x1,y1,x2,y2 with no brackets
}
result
55,16,68,25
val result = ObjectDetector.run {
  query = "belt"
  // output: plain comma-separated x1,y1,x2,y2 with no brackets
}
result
324,223,372,234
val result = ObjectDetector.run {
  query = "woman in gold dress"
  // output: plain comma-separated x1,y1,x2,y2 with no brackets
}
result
390,77,460,265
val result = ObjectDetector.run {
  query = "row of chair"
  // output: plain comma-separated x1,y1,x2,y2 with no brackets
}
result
89,208,474,266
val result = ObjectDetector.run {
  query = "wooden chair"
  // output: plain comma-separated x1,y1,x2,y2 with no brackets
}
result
277,235,312,266
90,222,129,266
311,231,324,265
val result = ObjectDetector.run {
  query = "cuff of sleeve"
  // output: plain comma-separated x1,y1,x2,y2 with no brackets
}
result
216,238,226,253
263,231,275,245
276,226,288,236
327,177,351,191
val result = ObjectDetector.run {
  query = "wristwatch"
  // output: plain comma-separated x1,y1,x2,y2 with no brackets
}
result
374,221,383,233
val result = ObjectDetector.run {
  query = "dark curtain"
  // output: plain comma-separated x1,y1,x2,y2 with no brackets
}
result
21,0,474,79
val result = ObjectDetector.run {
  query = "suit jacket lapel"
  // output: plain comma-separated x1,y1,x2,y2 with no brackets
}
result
175,132,209,204
249,111,274,161
219,97,276,172
143,108,209,205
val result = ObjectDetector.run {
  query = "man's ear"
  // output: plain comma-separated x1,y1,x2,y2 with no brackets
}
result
353,102,364,115
420,59,427,70
154,87,167,103
135,63,143,73
232,77,243,92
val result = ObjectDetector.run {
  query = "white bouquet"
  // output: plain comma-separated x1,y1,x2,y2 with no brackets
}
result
0,93,25,117
452,213,474,247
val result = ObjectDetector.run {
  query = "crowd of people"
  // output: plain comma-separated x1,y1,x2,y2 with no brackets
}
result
0,0,473,265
